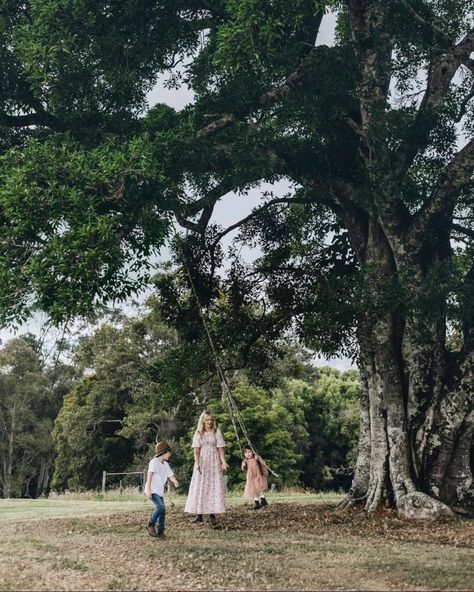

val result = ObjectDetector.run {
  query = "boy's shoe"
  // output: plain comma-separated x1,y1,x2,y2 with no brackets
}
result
146,523,157,537
156,530,166,539
253,500,260,510
259,497,268,507
191,514,203,524
209,514,217,528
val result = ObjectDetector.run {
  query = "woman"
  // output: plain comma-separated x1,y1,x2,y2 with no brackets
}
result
184,410,229,527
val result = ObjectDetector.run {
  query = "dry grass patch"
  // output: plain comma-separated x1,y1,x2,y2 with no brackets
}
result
0,501,472,591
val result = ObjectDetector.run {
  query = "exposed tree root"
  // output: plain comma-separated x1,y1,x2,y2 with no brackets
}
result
338,492,367,510
396,492,454,520
339,489,457,520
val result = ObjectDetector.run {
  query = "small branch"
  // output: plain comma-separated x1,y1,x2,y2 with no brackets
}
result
197,114,235,138
398,0,452,47
211,195,318,248
452,223,474,241
456,83,474,123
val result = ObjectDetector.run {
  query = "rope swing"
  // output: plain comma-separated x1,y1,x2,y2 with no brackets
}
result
174,231,278,477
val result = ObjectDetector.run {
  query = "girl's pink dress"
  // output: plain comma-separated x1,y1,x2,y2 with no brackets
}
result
184,429,226,514
243,457,268,499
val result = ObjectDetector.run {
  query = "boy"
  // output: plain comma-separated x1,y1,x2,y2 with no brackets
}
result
145,440,179,538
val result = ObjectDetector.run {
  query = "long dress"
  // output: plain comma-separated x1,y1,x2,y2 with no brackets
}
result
184,428,226,514
243,457,268,499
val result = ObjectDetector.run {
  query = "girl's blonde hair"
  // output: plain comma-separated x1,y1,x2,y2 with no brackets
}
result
196,410,217,436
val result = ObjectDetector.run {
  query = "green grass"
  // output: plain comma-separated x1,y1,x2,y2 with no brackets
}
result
0,498,149,523
0,491,343,524
0,496,472,591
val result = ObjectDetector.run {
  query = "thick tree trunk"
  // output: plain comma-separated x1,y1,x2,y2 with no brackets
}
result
424,352,474,504
339,369,370,508
342,323,469,518
341,220,473,518
442,410,474,510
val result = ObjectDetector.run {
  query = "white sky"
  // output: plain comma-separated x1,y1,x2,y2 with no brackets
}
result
0,13,354,370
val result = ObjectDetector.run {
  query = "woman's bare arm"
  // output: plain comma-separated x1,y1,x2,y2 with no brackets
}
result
193,447,201,473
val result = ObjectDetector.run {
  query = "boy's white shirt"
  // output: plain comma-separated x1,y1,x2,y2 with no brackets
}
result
147,458,174,496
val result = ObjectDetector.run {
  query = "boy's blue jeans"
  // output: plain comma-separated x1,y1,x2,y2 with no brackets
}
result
149,494,165,532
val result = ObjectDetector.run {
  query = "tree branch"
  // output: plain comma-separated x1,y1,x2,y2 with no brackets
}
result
398,0,452,47
452,223,474,241
435,137,474,199
456,82,474,123
172,176,238,234
414,137,474,229
333,181,369,263
397,26,474,170
462,264,474,349
197,49,319,138
210,195,319,248
0,110,64,131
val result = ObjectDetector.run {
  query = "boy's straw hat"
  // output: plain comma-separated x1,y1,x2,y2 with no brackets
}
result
155,441,171,457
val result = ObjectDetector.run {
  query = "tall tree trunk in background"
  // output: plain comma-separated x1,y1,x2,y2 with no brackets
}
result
4,401,16,499
37,457,54,497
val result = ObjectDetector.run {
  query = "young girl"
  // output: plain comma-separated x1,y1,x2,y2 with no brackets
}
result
241,445,269,509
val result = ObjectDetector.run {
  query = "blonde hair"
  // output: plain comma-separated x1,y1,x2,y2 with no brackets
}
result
196,410,217,436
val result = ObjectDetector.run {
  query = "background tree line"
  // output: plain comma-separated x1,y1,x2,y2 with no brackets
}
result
0,338,75,498
0,295,360,498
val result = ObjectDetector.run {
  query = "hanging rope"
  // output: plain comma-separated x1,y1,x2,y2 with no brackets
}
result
174,231,278,476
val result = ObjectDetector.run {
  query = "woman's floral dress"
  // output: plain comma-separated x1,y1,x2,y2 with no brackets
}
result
184,428,226,514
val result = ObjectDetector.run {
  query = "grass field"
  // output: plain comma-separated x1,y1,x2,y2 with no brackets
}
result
0,493,473,591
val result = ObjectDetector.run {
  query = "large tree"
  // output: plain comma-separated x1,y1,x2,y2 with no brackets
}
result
0,1,473,516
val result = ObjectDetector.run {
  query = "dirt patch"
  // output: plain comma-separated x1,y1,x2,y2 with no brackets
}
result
0,502,472,591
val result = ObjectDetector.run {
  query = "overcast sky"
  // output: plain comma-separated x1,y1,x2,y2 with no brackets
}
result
0,13,354,370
